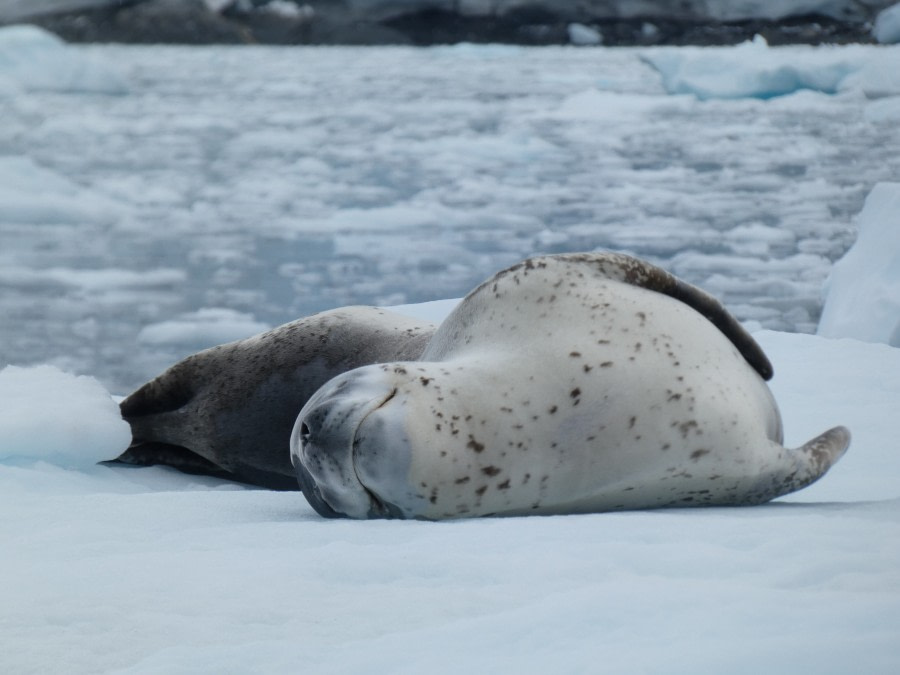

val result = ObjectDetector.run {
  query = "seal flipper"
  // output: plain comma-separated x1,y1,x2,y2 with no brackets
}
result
480,253,774,380
668,277,773,380
755,426,851,503
105,442,234,480
105,442,299,490
591,252,774,380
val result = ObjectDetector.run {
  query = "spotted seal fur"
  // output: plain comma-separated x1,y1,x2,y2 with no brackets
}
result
291,252,849,518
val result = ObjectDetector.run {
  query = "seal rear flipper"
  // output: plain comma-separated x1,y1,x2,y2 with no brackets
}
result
760,425,851,502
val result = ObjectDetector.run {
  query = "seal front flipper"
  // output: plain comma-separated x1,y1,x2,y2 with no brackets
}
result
105,441,242,483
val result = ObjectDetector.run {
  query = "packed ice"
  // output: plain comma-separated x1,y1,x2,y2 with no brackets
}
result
1,26,898,392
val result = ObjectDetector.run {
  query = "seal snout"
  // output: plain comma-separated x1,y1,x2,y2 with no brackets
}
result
291,370,398,519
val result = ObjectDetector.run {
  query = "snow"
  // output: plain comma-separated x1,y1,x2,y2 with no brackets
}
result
0,24,127,94
1,331,899,673
0,365,129,469
818,183,900,346
874,2,900,43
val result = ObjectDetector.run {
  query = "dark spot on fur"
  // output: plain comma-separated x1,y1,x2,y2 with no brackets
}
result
690,449,711,461
497,479,511,490
570,388,581,398
569,351,581,358
455,476,470,485
467,436,485,453
481,466,501,477
475,486,488,496
600,361,613,368
548,405,558,414
628,416,636,429
679,420,699,438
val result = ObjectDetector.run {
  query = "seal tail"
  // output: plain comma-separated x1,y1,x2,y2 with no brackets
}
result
767,426,851,501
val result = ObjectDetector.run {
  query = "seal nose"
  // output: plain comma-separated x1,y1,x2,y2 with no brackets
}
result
293,398,358,465
298,421,312,447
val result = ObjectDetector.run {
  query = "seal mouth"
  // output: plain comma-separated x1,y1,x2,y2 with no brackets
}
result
293,457,346,519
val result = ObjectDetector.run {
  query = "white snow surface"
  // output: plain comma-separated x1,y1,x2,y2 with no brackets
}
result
1,330,899,673
0,364,129,468
818,182,900,346
874,2,900,43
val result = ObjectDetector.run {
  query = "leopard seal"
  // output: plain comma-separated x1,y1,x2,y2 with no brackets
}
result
114,307,435,489
291,252,850,519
